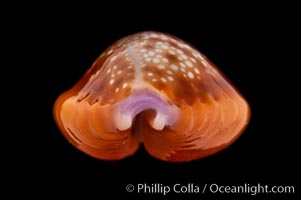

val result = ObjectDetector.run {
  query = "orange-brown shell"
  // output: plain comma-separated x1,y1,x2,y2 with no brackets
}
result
54,31,250,162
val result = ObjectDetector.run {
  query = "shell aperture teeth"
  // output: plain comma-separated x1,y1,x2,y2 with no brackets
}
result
112,90,179,131
152,112,167,131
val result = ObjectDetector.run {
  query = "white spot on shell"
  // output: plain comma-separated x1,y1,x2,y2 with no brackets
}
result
170,64,178,71
180,62,186,68
170,38,178,43
191,58,197,63
178,43,185,48
160,35,169,40
115,87,119,93
176,49,184,54
194,68,200,74
167,70,173,75
198,54,205,60
152,78,157,82
192,52,199,58
201,60,208,67
167,76,174,81
158,65,165,69
185,61,193,68
150,33,159,38
187,72,194,79
140,49,147,53
156,41,164,46
162,58,169,63
107,49,113,55
161,77,167,82
95,70,100,76
153,58,160,63
161,45,169,50
107,69,112,74
117,70,122,75
168,50,176,55
110,55,117,62
147,72,154,76
183,44,191,49
148,51,155,56
122,83,128,88
180,54,187,60
109,79,115,85
155,49,163,53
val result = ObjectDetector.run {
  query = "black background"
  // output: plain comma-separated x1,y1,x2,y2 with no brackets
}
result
11,4,298,199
